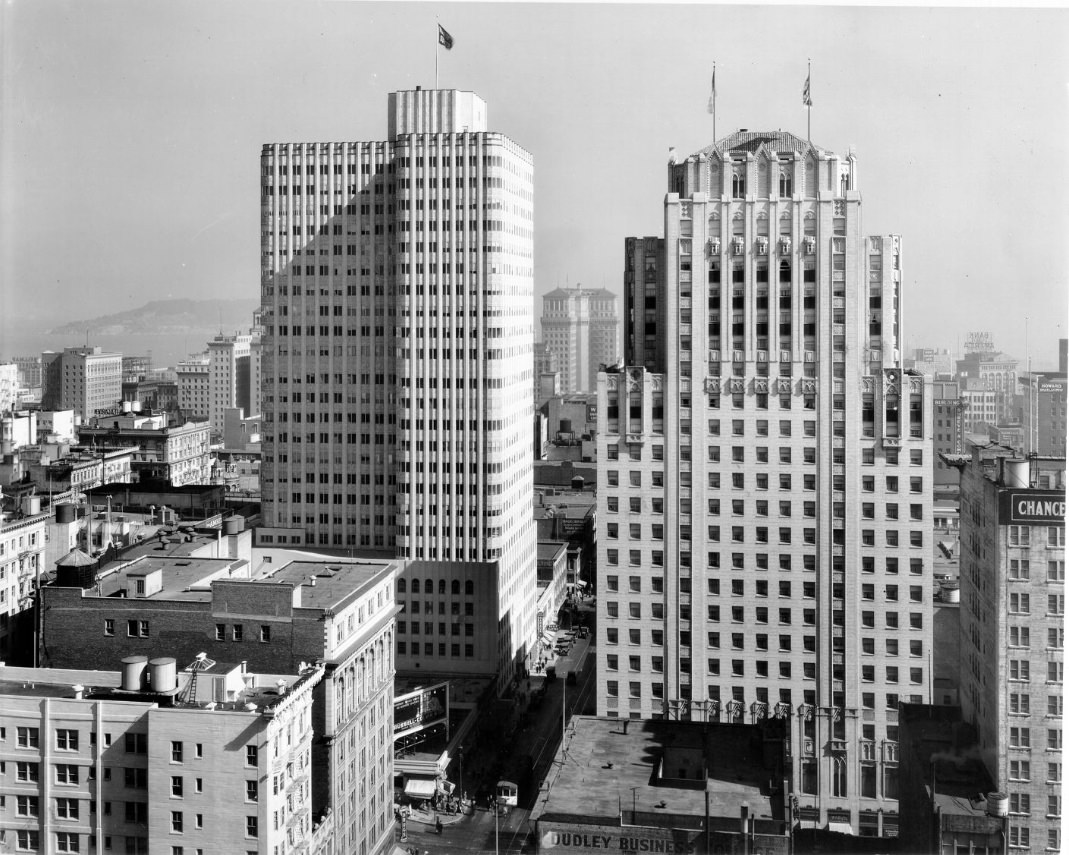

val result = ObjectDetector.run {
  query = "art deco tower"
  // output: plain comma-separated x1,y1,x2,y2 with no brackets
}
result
598,131,933,836
258,89,536,682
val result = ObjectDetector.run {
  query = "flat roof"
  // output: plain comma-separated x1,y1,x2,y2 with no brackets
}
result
92,556,242,601
0,663,323,715
254,558,394,610
537,717,779,824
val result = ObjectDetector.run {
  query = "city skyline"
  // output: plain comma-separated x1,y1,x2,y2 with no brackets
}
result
2,2,1067,369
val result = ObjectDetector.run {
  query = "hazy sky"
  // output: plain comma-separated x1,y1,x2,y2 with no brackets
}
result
2,1,1067,367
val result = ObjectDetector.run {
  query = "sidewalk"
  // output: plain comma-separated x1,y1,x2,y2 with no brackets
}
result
400,803,469,827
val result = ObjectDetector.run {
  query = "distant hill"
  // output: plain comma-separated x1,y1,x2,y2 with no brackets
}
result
47,299,260,336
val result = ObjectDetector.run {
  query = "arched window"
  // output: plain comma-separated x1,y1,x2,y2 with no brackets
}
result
426,579,434,595
779,170,793,198
397,578,407,594
779,260,792,284
411,579,420,594
465,580,474,596
451,580,460,595
732,170,746,199
840,172,849,196
438,579,446,595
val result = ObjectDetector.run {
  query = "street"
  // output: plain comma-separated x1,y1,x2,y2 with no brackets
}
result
398,599,597,854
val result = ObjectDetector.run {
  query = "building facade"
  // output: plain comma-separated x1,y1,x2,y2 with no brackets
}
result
1020,372,1067,458
257,88,536,683
41,347,123,422
78,413,212,487
0,659,323,855
207,334,254,437
0,508,48,662
39,551,399,855
955,448,1065,854
176,355,210,421
596,130,934,835
540,286,620,393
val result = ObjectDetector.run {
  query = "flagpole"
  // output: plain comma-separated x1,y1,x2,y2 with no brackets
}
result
435,23,439,89
713,62,717,143
807,58,811,143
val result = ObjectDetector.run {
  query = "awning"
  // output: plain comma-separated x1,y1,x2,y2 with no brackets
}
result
826,821,853,835
404,777,437,799
575,580,589,589
540,631,554,646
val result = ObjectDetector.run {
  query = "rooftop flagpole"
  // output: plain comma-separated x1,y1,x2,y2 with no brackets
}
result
803,59,813,142
435,21,439,89
707,63,717,143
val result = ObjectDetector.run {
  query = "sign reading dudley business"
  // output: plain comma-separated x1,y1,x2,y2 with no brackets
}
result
999,490,1067,526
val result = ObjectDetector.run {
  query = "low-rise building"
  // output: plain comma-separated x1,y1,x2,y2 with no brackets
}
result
0,658,323,855
898,704,1008,855
533,716,792,854
79,412,212,486
0,501,48,662
39,546,400,855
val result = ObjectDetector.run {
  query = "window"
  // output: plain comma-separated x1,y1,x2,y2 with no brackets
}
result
56,797,79,820
16,761,39,782
104,618,115,636
172,775,184,797
127,619,149,638
55,764,79,784
172,811,184,832
260,626,271,643
16,795,39,817
246,780,259,802
233,624,244,641
55,833,80,853
171,741,183,763
17,726,39,748
56,729,79,751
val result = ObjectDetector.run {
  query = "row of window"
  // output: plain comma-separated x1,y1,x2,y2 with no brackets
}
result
1009,559,1066,581
396,641,474,658
1007,726,1063,751
396,578,475,595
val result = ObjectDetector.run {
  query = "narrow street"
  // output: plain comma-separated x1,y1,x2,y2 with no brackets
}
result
398,599,597,854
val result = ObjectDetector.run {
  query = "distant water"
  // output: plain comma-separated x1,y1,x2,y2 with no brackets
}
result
0,327,222,369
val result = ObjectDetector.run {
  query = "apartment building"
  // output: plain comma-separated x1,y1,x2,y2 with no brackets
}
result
207,334,254,436
78,413,212,487
257,88,536,683
0,659,322,855
597,130,933,836
953,449,1065,853
41,348,123,422
39,547,399,855
176,355,210,421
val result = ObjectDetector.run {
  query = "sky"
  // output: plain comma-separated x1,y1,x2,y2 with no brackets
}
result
2,1,1068,368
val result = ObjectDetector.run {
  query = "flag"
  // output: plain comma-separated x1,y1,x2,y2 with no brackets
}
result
802,72,812,107
438,24,454,50
707,69,716,114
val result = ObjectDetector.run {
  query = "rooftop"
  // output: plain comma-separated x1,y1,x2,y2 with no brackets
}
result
694,129,827,160
536,717,784,825
252,558,395,611
0,662,323,717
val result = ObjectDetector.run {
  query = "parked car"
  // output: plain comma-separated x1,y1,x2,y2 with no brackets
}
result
577,626,589,638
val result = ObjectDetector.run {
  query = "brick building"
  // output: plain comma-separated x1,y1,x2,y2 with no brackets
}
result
952,448,1065,853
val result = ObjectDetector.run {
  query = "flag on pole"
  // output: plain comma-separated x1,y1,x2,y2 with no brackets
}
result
802,72,812,107
438,24,454,50
707,69,716,114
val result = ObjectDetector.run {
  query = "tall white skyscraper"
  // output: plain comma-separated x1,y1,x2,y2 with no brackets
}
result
258,89,536,682
598,130,933,836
